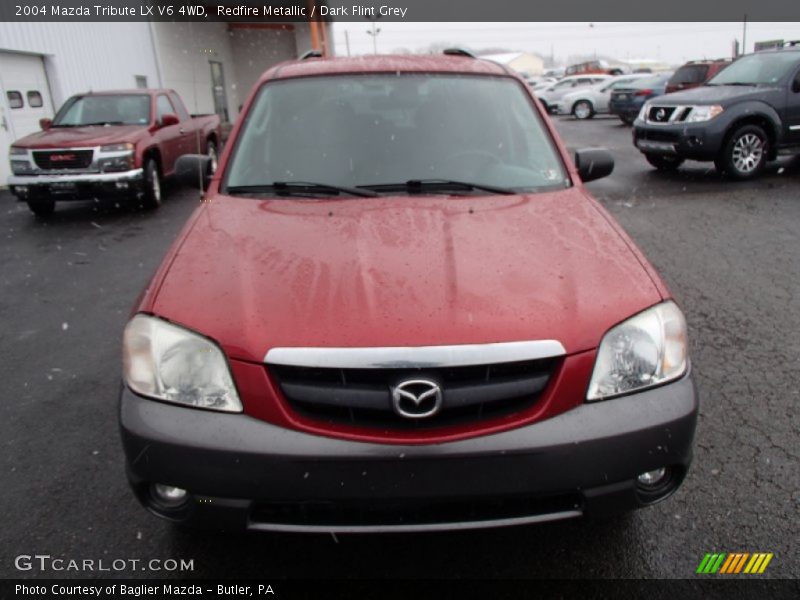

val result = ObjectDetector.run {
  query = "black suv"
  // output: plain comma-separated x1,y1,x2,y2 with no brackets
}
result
633,46,800,179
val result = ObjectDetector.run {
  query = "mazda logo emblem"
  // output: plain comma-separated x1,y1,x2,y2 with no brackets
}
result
391,379,443,419
656,108,666,121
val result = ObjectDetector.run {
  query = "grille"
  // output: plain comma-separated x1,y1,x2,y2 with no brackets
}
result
647,106,676,123
250,492,582,528
639,129,680,143
33,149,93,170
268,358,557,429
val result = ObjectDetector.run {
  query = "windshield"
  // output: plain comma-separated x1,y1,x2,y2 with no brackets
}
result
224,74,569,194
53,94,151,126
708,52,799,85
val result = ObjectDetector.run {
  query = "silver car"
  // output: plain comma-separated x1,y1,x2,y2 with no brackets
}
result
535,75,610,113
556,74,651,119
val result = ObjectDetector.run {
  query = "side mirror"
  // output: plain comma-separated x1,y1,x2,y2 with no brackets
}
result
39,118,52,130
575,148,614,182
175,154,213,191
160,113,180,127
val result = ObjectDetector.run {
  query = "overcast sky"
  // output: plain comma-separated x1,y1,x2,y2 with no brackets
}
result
332,22,800,65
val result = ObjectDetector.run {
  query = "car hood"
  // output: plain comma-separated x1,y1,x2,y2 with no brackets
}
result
653,84,783,106
12,125,145,149
150,189,663,362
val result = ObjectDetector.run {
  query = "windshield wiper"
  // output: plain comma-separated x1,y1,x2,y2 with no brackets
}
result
80,121,127,126
708,82,758,87
359,179,516,196
226,181,378,198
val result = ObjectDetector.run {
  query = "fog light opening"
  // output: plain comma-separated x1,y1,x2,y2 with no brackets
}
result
150,483,188,508
115,181,129,189
637,467,668,489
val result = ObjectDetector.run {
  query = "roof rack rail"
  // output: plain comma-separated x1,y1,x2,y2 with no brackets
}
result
443,48,476,58
783,40,800,47
299,50,323,60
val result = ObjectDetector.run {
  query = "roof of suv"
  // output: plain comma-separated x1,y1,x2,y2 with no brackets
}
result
261,55,509,83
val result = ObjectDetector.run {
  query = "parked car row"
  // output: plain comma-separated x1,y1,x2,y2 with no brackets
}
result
550,44,800,180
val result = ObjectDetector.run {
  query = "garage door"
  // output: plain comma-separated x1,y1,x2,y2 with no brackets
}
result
0,52,55,184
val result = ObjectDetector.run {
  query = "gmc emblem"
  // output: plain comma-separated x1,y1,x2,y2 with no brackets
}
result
50,154,76,162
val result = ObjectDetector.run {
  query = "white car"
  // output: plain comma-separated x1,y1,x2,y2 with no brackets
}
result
556,74,651,119
535,75,610,113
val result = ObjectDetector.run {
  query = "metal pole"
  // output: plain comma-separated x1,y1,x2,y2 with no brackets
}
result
742,14,748,55
371,22,377,54
345,30,351,56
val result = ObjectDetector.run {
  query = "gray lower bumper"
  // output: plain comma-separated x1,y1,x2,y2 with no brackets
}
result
120,373,698,532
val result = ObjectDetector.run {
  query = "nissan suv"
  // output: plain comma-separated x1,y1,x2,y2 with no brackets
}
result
633,46,800,179
120,52,698,532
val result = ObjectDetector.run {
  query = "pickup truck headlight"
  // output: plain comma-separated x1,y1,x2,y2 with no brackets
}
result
587,301,688,401
122,314,242,412
99,143,135,172
637,103,649,121
9,146,27,156
685,105,724,123
100,142,134,153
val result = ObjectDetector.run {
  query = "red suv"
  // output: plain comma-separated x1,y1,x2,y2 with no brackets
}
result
665,59,731,93
120,52,697,532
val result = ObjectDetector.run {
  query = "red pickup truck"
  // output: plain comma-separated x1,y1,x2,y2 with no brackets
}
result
7,89,220,216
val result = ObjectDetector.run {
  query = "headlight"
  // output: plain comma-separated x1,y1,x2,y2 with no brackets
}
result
122,314,242,412
9,146,27,156
637,103,649,121
11,160,35,175
100,142,134,153
99,155,134,172
685,105,724,123
587,301,688,401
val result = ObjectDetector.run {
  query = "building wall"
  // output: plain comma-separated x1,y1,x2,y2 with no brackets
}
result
149,22,242,120
509,54,545,76
228,26,298,109
0,22,160,109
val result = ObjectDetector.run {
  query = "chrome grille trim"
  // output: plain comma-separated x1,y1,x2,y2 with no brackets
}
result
264,340,567,369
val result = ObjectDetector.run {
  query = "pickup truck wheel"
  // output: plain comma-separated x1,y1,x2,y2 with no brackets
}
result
645,154,685,171
619,114,635,126
142,159,162,209
206,140,218,173
573,100,594,120
27,198,55,217
717,125,768,180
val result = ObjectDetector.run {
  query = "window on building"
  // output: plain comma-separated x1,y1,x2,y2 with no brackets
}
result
135,76,148,89
7,91,23,109
27,91,43,108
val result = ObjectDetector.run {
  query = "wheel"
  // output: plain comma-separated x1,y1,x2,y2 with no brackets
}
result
141,158,162,209
27,198,55,217
715,124,768,180
619,114,635,125
645,153,685,171
572,100,594,120
206,139,218,174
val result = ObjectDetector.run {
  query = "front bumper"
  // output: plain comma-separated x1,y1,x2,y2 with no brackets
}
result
8,168,144,200
633,120,728,161
120,372,698,533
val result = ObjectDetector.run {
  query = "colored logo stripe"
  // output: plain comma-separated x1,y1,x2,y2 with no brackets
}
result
697,553,773,574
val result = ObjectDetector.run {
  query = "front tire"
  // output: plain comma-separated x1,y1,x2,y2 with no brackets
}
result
573,100,594,120
715,124,768,180
206,139,218,174
27,198,55,217
645,154,685,171
141,158,162,209
619,114,635,126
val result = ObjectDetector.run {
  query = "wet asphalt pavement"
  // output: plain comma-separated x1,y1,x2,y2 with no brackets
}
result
0,116,798,581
